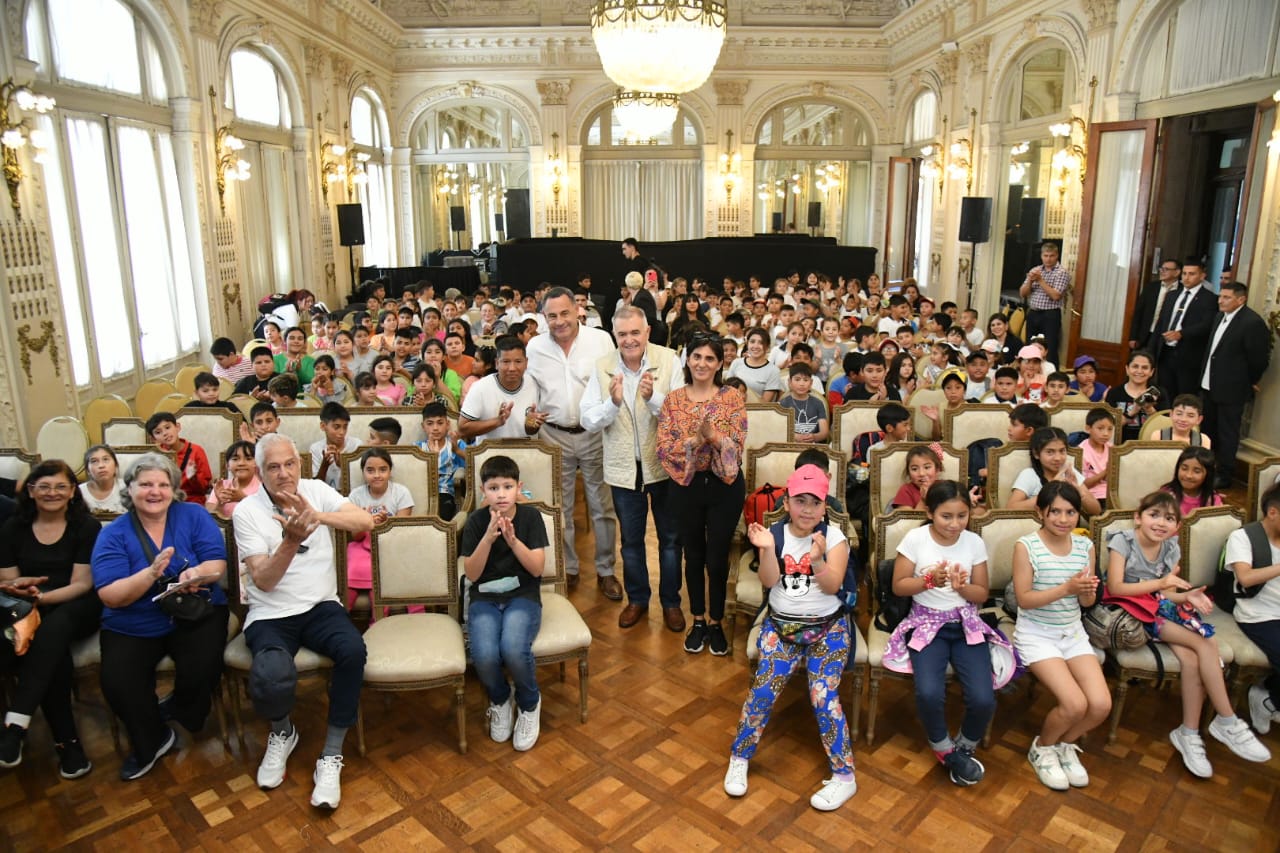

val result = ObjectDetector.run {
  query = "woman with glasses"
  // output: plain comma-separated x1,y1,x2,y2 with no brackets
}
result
658,333,748,656
0,460,103,780
91,453,229,781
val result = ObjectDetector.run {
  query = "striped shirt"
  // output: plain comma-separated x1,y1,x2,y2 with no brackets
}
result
1017,531,1092,628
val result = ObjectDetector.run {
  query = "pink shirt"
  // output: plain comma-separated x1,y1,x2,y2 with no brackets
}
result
1080,440,1109,499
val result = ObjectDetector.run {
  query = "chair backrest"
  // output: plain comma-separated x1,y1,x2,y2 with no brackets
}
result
134,379,178,420
173,364,209,397
1049,401,1117,438
830,400,885,454
869,442,965,513
340,447,439,516
83,394,133,444
745,442,847,501
528,502,568,595
943,404,1013,450
110,446,158,479
873,510,928,566
1089,510,1136,577
103,417,147,447
986,443,1085,509
0,448,39,484
370,517,458,611
36,416,90,477
226,395,257,420
155,392,192,413
1138,411,1173,441
745,403,794,453
971,510,1042,591
464,439,563,512
1248,455,1280,522
275,409,327,454
177,408,241,481
1180,505,1245,589
241,338,269,358
1108,441,1184,510
910,389,944,438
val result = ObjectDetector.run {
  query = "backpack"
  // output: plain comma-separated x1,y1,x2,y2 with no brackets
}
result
873,557,911,632
743,483,785,528
1082,603,1148,651
1213,522,1272,614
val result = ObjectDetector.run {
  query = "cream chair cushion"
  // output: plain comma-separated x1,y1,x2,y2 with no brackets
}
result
37,417,89,476
103,419,147,446
1111,443,1185,510
177,409,240,480
974,512,1042,591
1113,639,1235,671
832,402,883,452
945,405,1015,450
531,593,593,655
735,553,764,614
745,403,794,454
1204,611,1269,668
363,614,466,683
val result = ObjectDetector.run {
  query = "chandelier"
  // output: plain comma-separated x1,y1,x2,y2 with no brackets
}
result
613,90,680,142
590,0,727,94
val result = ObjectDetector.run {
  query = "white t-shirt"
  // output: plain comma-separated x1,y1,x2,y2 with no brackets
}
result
349,481,414,515
233,479,350,629
459,374,541,442
1225,526,1280,624
525,325,616,428
767,522,847,618
79,480,125,513
878,316,904,336
1011,467,1044,499
896,525,989,611
726,358,784,397
310,436,362,491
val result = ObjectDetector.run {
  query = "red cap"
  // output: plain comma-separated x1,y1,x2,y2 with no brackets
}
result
786,464,830,501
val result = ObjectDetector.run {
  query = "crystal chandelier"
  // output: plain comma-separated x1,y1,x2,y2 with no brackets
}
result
590,0,727,94
613,90,680,142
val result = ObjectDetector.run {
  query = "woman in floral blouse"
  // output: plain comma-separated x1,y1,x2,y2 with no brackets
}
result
657,333,747,657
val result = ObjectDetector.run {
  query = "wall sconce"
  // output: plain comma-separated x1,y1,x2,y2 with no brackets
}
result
815,162,841,194
947,137,973,194
919,145,941,190
320,138,347,202
435,164,459,198
1008,140,1030,183
719,130,741,203
546,132,565,207
0,78,55,218
210,87,249,217
1048,116,1088,198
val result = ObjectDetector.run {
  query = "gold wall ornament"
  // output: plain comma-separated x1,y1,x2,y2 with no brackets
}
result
0,78,56,219
16,320,59,384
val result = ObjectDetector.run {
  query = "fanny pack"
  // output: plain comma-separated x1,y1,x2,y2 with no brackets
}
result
130,511,214,623
770,609,843,645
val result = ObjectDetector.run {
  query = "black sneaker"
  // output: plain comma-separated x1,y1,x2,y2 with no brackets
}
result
120,726,176,781
706,623,729,656
944,746,985,786
56,739,92,780
0,724,25,768
684,621,707,654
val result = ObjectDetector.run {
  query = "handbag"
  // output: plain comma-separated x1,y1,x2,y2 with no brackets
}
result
129,511,214,623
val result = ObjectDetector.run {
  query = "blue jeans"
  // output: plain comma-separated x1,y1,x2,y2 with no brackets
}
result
612,479,681,608
907,622,995,747
469,597,542,712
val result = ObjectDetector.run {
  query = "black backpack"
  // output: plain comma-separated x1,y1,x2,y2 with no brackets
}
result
873,557,911,632
1213,522,1272,614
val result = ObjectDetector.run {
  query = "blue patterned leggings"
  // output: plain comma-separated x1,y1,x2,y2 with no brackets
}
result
731,613,854,774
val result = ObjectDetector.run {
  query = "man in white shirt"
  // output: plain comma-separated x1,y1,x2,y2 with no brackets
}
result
580,307,685,630
233,434,373,810
458,335,543,443
525,287,621,599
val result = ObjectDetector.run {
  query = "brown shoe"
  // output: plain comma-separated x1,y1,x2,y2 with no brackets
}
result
663,607,686,633
597,575,623,601
618,603,647,628
566,573,579,590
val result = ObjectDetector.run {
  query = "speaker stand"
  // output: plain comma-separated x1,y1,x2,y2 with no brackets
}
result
965,241,977,311
348,247,358,299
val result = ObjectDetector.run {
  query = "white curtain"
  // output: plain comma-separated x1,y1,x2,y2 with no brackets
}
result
238,142,296,297
360,162,393,266
1170,0,1275,94
1081,129,1145,344
584,160,702,241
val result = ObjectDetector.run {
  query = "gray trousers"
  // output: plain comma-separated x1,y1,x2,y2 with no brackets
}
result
539,425,617,577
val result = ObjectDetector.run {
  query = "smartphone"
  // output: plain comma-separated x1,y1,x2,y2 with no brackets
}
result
645,269,658,287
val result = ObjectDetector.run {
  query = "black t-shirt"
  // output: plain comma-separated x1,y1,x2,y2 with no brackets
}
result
0,513,101,591
460,504,549,605
1105,384,1164,442
185,399,241,413
845,383,886,401
233,375,274,396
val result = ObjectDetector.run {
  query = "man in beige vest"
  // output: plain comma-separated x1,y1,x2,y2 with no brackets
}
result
581,307,686,631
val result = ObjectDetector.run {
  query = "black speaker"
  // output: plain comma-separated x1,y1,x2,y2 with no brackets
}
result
450,206,466,232
958,197,992,243
494,213,505,232
807,202,822,228
1018,198,1045,243
336,203,364,247
771,212,784,232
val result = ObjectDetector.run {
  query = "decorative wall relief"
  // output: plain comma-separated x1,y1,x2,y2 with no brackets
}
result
16,320,58,384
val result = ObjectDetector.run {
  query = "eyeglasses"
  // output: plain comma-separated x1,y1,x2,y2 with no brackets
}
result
688,332,723,348
30,483,73,495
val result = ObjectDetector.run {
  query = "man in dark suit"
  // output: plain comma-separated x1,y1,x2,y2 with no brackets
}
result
1151,257,1218,400
1129,258,1182,351
1200,281,1271,489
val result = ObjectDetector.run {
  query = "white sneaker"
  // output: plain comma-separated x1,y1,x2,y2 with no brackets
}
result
512,700,541,752
1053,742,1089,787
487,696,514,743
1027,737,1069,791
724,756,749,797
256,727,299,789
1209,716,1272,763
1248,685,1275,735
809,775,858,810
1169,727,1213,778
311,755,344,808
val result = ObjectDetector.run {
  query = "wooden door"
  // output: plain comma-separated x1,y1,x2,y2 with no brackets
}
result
883,156,919,284
1069,120,1158,384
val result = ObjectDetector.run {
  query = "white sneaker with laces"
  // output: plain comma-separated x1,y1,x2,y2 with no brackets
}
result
512,700,541,752
487,696,514,743
311,755,344,808
1248,685,1275,736
1053,742,1089,787
809,775,858,810
257,727,299,789
1169,727,1213,778
1027,737,1069,791
1209,716,1272,763
723,756,749,797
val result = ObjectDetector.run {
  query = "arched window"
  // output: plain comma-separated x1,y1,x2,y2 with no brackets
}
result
905,91,939,146
26,0,199,389
580,102,703,241
753,99,872,244
223,46,301,301
350,89,395,266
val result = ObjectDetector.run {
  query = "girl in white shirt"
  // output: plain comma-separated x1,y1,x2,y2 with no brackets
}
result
79,445,125,513
345,448,414,618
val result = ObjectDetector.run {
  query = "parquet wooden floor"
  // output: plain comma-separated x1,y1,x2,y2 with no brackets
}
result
3,486,1280,851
